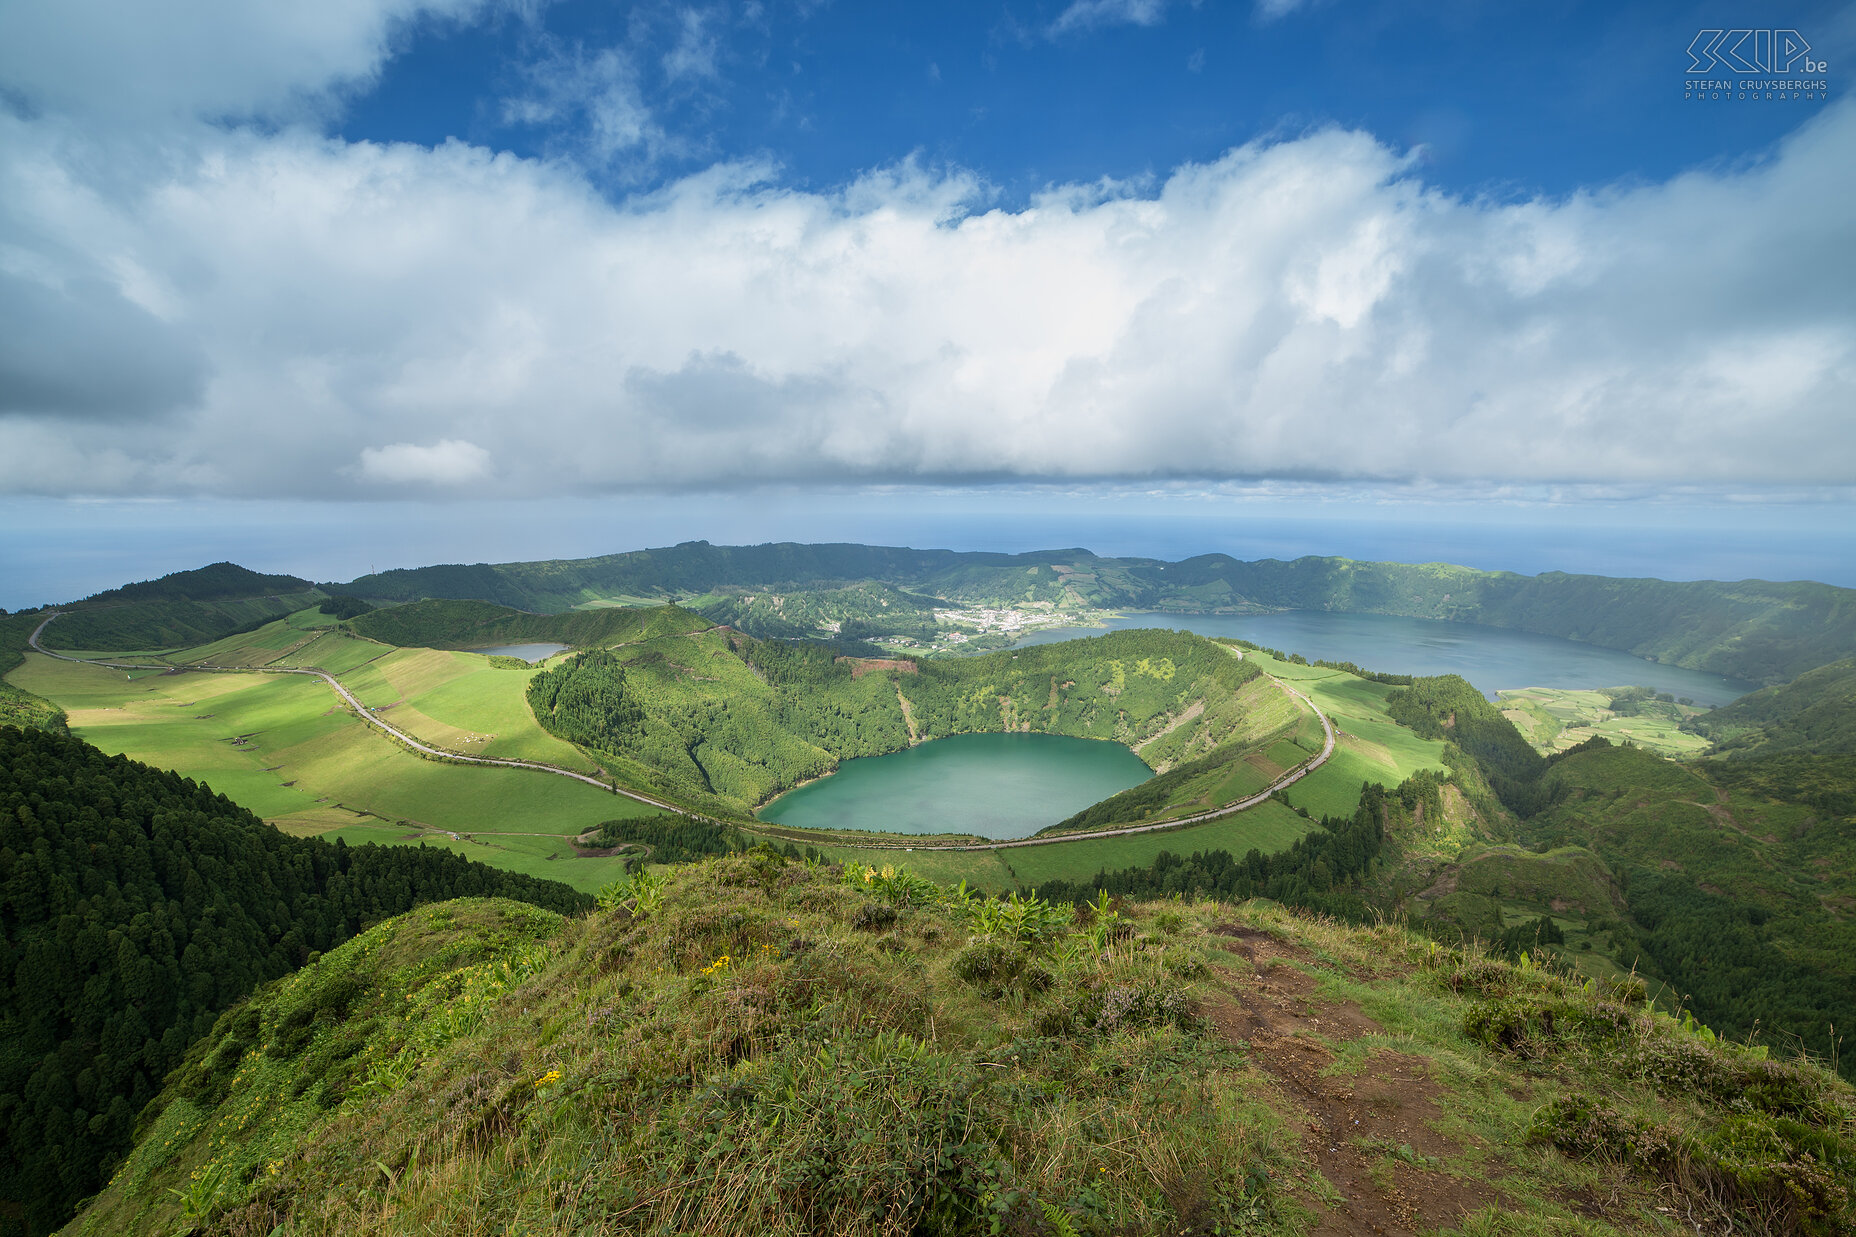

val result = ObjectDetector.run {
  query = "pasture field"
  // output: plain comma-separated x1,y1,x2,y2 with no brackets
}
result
811,796,1319,891
1497,686,1710,758
1238,649,1452,819
176,621,328,667
1004,797,1318,887
335,647,602,771
313,822,635,894
277,630,396,674
6,652,664,880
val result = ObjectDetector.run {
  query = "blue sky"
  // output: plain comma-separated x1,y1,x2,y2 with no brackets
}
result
342,1,1844,201
0,0,1852,604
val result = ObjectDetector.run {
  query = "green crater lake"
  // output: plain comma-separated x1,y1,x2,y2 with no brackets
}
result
757,732,1153,841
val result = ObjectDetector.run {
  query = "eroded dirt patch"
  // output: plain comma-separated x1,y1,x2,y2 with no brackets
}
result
1208,927,1490,1235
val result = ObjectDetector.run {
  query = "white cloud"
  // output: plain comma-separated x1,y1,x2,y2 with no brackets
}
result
504,41,662,161
662,7,722,83
356,439,492,485
0,0,489,124
0,1,1851,502
1048,0,1168,38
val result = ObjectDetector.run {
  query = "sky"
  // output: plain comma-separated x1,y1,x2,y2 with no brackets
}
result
1,0,1852,606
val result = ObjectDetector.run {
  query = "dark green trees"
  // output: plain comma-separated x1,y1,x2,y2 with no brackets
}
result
0,726,588,1235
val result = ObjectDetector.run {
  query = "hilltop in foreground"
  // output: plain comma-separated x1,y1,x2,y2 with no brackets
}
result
68,854,1854,1237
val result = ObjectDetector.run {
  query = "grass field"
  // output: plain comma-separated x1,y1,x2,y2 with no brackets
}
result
334,647,602,772
313,822,636,893
811,796,1319,891
7,652,662,895
1497,686,1710,759
1237,650,1452,818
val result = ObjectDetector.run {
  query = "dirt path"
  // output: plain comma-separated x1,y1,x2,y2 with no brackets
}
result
1206,925,1495,1235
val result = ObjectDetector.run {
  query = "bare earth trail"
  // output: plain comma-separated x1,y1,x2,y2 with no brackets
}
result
1206,926,1497,1235
27,614,1335,853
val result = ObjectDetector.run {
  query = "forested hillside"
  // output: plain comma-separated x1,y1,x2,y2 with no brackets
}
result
345,597,712,650
1038,775,1428,921
0,613,64,733
1358,671,1856,1083
1688,657,1856,755
1522,742,1856,1075
0,726,590,1236
525,627,1284,819
79,563,313,606
334,541,1856,683
696,581,945,642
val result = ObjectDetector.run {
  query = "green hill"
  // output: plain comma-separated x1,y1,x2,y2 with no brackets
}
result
1690,657,1856,756
60,854,1856,1237
80,563,313,606
334,541,1856,684
344,598,713,651
1516,742,1856,1074
0,726,591,1236
523,626,1299,821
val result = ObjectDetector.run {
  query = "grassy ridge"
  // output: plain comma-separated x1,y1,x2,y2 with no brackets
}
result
63,856,1856,1237
0,726,589,1236
0,612,65,733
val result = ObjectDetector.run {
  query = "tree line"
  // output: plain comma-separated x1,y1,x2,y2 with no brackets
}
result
0,725,589,1236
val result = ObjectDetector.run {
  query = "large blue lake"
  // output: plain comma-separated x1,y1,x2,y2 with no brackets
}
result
1011,611,1757,707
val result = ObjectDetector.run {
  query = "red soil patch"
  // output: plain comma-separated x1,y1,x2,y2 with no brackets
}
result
835,656,919,679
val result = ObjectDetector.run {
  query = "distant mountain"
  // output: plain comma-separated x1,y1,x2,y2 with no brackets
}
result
337,541,1856,684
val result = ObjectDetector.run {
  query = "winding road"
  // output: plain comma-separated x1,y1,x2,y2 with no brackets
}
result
26,613,1336,853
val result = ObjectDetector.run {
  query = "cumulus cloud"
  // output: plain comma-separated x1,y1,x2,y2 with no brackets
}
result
0,2,1851,501
356,439,493,485
0,0,489,124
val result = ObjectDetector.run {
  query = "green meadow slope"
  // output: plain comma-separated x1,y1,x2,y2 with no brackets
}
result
61,854,1856,1237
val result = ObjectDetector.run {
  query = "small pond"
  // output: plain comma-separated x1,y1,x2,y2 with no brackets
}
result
471,642,570,663
757,731,1153,840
